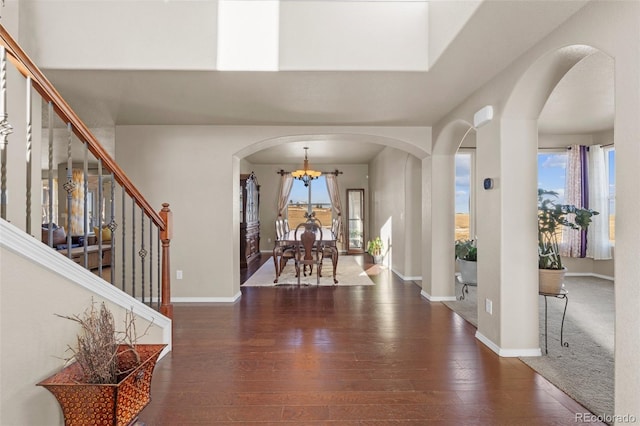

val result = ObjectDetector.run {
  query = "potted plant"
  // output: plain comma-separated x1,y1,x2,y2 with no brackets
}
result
367,236,384,264
455,238,477,284
538,189,598,293
37,301,165,426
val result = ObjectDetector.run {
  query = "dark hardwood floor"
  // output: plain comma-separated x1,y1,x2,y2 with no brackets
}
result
139,254,601,425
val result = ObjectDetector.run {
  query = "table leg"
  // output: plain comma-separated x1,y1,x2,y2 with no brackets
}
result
272,247,281,283
332,250,338,284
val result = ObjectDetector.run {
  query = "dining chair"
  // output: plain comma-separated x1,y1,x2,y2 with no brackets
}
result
294,222,323,285
273,219,295,278
319,218,340,284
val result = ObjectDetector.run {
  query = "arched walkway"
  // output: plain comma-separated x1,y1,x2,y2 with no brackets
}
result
233,131,429,289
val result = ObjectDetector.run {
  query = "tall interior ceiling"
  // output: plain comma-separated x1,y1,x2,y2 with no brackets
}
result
35,0,612,164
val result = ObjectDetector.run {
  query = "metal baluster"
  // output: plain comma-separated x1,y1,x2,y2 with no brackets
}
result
131,200,136,299
97,159,103,276
0,45,13,220
157,227,161,311
121,189,126,292
47,102,53,245
63,123,74,258
82,142,89,268
139,208,146,305
25,77,32,234
108,174,116,285
149,218,153,307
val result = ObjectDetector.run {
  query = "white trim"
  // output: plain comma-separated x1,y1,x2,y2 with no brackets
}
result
475,330,542,358
1,219,172,353
566,272,614,281
420,289,457,302
391,267,422,281
172,292,242,303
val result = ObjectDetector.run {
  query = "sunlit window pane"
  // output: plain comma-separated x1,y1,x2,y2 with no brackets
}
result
287,176,331,229
606,148,615,242
455,153,471,240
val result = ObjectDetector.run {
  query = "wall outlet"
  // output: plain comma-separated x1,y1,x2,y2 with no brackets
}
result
485,298,492,315
176,270,183,280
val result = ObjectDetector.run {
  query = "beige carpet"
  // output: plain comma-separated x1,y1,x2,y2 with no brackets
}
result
443,276,614,423
242,255,375,287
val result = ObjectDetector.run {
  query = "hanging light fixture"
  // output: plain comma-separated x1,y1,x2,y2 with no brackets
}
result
291,147,321,187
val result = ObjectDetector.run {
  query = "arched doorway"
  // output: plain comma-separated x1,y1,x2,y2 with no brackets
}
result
233,132,429,286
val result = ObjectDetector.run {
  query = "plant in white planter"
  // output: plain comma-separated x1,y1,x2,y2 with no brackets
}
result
538,189,598,293
455,238,477,284
367,236,384,264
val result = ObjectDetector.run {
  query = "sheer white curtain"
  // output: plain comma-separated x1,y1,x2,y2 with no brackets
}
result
586,145,612,259
276,173,293,218
325,174,343,241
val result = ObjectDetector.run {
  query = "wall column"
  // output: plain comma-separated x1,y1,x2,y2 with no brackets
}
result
475,118,540,356
421,153,456,301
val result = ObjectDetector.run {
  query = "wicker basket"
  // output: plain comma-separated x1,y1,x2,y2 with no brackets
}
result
538,267,567,294
37,344,166,426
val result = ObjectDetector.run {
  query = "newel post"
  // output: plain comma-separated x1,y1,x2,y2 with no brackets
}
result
159,203,173,319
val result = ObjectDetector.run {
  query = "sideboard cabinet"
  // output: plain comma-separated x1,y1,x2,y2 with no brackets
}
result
240,172,260,268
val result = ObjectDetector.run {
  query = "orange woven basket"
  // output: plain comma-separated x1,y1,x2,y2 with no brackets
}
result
37,344,166,426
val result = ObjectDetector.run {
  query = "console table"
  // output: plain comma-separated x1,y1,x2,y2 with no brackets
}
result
539,288,569,354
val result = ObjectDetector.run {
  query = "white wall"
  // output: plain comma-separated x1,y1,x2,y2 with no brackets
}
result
428,0,481,67
369,147,422,279
22,1,219,70
280,1,428,71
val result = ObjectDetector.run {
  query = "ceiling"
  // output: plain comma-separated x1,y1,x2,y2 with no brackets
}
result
41,1,613,165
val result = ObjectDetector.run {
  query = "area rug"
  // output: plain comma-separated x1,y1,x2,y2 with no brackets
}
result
443,276,614,422
242,255,375,287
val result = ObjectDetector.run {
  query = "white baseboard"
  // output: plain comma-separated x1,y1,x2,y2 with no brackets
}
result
420,289,457,302
391,267,422,282
566,272,614,281
172,292,241,303
475,330,542,357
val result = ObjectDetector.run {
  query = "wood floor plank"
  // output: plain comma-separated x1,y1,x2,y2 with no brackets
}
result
138,254,604,424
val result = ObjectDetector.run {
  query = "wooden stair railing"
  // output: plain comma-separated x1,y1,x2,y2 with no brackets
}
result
0,24,173,319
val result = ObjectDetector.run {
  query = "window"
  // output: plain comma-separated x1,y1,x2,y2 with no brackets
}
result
537,151,568,203
455,151,475,240
605,147,615,242
287,176,331,228
538,151,568,242
538,148,615,243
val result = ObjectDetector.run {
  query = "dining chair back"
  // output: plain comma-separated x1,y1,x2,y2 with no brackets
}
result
294,222,323,285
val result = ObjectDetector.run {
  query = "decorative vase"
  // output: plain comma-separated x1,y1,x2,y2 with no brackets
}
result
373,254,383,264
538,267,567,294
456,259,477,284
37,344,166,426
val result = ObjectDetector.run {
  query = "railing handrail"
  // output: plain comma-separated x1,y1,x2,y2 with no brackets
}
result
0,24,165,230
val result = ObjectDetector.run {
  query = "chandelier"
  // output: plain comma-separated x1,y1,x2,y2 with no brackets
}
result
291,147,321,187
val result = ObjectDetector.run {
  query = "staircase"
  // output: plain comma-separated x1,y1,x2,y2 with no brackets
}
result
0,24,173,426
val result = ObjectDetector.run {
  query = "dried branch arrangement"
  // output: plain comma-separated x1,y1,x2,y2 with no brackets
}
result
56,300,150,384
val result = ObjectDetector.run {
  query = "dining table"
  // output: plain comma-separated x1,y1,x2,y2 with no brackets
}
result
272,227,339,284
